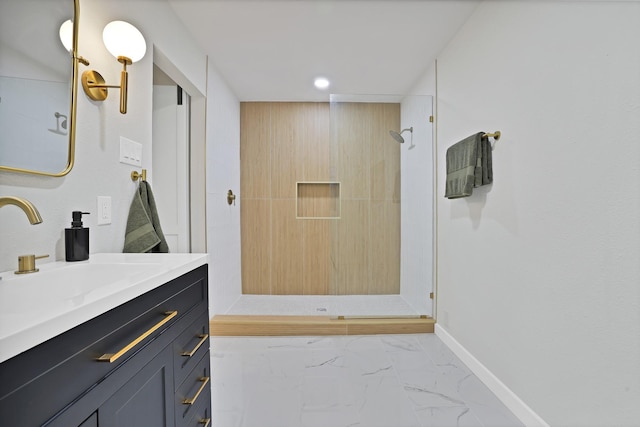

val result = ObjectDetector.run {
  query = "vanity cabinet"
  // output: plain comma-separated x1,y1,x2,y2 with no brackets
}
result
0,264,211,427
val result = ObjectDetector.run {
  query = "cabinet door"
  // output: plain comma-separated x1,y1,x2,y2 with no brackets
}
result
99,346,174,427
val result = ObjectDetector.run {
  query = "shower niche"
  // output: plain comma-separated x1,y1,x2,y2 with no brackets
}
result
296,182,341,219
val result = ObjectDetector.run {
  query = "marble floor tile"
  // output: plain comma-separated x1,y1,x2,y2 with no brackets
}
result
212,411,244,427
458,374,525,427
356,375,422,427
210,334,524,427
414,406,483,427
240,375,303,427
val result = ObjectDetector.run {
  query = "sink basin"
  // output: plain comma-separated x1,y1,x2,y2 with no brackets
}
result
0,261,165,315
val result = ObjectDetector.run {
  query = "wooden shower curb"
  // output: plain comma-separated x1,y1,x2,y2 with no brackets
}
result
210,315,435,336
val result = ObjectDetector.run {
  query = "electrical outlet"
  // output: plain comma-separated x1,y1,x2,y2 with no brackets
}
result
97,196,112,225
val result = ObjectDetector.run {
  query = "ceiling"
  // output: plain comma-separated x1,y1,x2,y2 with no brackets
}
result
168,0,480,102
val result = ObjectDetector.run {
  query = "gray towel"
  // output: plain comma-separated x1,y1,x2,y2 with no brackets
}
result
445,132,493,199
123,181,169,253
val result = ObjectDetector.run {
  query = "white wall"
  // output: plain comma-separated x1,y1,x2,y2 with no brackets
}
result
0,0,207,273
205,63,242,315
434,1,640,426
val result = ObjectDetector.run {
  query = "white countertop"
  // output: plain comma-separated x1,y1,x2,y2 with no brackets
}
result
0,253,208,364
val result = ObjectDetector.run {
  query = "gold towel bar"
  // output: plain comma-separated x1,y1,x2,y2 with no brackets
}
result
131,168,147,182
483,131,501,140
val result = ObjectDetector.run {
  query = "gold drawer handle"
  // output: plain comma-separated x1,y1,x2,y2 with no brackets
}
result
97,311,178,363
199,418,211,427
182,376,210,405
181,334,209,357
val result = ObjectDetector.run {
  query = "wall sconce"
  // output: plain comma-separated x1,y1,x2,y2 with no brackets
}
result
81,21,146,114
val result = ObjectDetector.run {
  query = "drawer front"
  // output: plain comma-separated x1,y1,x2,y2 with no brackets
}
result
0,264,208,427
43,313,194,427
183,387,212,427
176,351,211,427
173,310,210,387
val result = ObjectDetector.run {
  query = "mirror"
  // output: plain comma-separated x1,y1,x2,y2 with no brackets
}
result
0,0,79,177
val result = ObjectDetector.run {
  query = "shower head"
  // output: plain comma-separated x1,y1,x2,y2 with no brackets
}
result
389,127,413,143
55,112,68,130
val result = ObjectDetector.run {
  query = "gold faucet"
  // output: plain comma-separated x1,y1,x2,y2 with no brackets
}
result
15,254,50,274
0,196,43,224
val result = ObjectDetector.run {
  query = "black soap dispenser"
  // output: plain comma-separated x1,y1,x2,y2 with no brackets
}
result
65,211,90,262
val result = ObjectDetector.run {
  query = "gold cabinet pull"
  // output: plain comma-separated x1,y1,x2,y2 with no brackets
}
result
181,334,208,357
97,311,178,363
182,376,210,405
199,418,211,427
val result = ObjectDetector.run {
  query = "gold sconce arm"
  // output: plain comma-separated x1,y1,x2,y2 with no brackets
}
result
75,54,90,67
80,21,145,115
82,56,132,114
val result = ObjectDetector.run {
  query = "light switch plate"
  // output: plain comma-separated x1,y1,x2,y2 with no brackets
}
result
119,136,142,166
97,196,111,225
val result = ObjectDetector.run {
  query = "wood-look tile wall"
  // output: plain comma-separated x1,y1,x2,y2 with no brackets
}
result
240,101,400,295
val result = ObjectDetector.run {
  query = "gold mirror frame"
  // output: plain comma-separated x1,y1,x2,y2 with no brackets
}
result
0,0,80,177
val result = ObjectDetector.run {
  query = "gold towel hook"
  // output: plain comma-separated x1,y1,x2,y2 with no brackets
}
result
131,168,147,182
483,131,501,140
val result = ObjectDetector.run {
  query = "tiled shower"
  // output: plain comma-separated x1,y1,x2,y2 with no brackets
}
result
226,95,434,318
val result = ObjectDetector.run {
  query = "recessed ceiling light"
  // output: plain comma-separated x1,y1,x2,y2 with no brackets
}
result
314,77,330,90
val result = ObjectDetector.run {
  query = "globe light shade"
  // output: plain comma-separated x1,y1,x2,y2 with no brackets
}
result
59,20,73,52
102,21,146,63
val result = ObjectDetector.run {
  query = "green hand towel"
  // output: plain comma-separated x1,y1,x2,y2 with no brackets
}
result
445,132,493,199
123,181,169,253
475,134,493,187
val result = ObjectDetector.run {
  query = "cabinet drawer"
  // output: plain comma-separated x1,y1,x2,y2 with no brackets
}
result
43,311,197,427
184,387,211,427
176,351,211,427
0,265,208,427
174,310,210,387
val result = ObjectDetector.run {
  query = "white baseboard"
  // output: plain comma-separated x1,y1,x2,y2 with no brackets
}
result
435,324,549,427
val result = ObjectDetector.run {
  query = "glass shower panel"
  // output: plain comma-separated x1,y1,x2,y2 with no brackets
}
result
324,94,433,316
399,94,434,317
328,95,402,296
